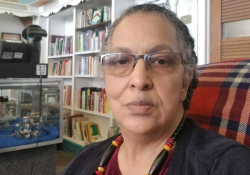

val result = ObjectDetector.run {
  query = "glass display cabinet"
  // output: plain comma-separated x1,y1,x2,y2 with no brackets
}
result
0,79,63,153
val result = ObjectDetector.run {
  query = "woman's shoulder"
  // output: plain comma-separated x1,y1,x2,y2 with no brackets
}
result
61,135,117,175
185,118,250,158
179,118,250,174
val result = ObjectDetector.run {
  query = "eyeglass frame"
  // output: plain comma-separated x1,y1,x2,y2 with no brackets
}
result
99,52,184,76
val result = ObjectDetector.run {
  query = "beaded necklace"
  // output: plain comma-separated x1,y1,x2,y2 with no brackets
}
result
94,117,186,175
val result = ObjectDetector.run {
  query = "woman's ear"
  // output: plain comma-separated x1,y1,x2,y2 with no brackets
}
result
181,71,193,102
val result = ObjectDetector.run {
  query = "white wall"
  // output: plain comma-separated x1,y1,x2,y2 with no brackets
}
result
0,13,24,40
173,0,210,65
38,17,49,64
176,0,198,54
135,0,210,65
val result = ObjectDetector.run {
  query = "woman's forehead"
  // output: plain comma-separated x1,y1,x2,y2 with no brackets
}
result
110,12,180,54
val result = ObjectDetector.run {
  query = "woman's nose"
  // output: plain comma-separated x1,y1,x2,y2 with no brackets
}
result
129,59,153,91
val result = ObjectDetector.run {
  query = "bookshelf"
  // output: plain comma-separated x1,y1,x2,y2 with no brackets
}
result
75,50,100,55
74,75,95,78
76,20,111,31
74,108,111,118
48,76,72,79
48,54,73,59
43,0,136,147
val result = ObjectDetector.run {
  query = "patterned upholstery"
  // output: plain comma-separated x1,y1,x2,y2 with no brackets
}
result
185,59,250,148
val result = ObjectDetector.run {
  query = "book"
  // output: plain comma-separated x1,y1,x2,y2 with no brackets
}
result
92,8,103,24
73,117,89,141
103,6,111,22
86,9,94,26
63,85,72,106
77,87,109,113
67,114,84,137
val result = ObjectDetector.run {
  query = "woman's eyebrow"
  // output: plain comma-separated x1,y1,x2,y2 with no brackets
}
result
148,44,174,53
111,45,174,54
111,47,132,53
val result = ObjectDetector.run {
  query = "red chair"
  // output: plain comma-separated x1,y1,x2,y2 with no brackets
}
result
186,59,250,148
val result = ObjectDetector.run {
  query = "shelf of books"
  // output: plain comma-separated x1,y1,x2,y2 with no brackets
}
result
63,113,107,147
74,87,110,117
74,55,100,77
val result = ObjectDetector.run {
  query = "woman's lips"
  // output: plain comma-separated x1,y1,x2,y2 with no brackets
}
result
126,101,154,115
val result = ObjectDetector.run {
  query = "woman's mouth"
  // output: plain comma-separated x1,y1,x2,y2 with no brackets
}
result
126,101,154,115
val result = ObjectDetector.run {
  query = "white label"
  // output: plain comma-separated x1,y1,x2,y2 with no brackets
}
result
14,52,23,59
1,52,13,59
36,65,47,75
6,40,22,43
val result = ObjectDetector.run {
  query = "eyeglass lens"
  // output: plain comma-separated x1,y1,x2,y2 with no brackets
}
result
102,53,181,76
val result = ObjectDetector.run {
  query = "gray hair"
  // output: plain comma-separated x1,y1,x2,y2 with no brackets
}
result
100,3,198,111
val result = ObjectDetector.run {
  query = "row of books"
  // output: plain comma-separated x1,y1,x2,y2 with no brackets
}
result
50,35,73,56
51,60,72,76
63,86,72,106
78,6,112,28
78,56,99,75
65,114,102,142
76,29,107,52
77,87,109,114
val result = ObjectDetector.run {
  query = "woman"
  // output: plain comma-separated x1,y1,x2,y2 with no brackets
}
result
62,4,250,175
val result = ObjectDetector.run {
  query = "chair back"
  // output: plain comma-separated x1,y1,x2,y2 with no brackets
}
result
186,59,250,148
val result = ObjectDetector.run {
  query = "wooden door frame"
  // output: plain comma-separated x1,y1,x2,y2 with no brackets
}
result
210,0,221,63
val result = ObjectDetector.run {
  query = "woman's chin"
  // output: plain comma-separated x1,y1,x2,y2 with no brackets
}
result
119,119,160,136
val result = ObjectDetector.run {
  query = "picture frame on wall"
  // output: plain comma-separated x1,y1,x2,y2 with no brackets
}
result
1,32,21,41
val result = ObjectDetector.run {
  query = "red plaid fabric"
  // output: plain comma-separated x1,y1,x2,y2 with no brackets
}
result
185,59,250,148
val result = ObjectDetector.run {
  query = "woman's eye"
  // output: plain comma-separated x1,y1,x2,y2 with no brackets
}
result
114,58,128,65
112,57,132,66
151,58,172,66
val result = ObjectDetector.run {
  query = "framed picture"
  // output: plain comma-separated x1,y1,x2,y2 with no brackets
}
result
1,32,21,41
87,122,101,141
45,94,59,103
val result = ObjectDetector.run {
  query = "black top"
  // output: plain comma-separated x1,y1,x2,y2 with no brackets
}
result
61,119,250,175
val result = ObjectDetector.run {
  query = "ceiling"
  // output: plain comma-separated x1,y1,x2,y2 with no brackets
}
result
0,0,54,7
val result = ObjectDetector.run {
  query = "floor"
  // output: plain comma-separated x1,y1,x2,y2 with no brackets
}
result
56,150,75,175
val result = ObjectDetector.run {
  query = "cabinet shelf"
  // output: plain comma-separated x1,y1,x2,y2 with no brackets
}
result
48,76,72,79
48,54,73,59
74,108,111,118
63,135,86,147
63,105,72,110
74,75,95,78
63,135,106,148
76,20,111,31
75,50,100,55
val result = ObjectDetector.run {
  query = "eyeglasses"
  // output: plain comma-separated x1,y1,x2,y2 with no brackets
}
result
100,52,183,77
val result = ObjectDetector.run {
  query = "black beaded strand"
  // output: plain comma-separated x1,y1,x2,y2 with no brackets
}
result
93,116,186,175
147,117,186,175
93,135,124,175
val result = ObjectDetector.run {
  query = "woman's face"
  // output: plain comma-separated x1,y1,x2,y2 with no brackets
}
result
105,13,191,135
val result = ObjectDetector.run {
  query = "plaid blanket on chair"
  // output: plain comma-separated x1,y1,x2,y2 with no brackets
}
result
186,59,250,148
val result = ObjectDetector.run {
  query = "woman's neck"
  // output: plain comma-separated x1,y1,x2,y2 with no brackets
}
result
117,122,179,175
